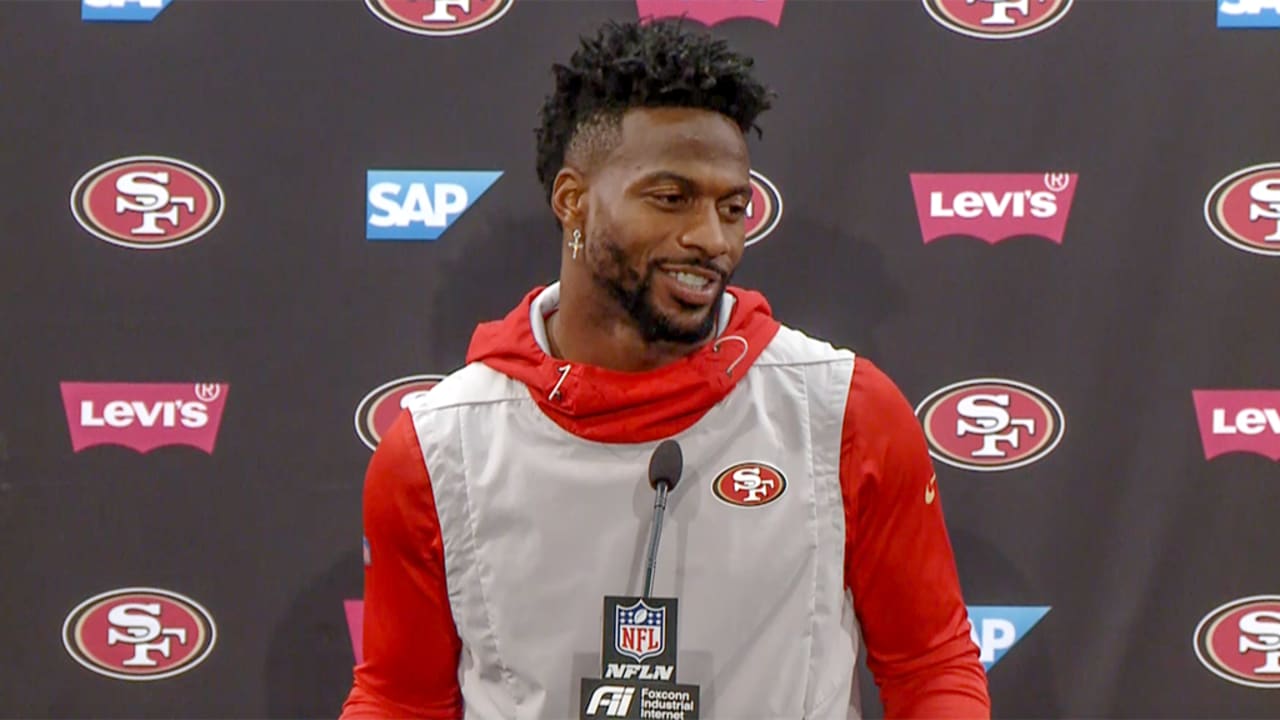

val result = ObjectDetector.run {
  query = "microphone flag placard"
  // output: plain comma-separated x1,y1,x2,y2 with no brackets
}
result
579,596,700,719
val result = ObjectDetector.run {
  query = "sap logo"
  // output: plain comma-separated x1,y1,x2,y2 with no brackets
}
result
1219,0,1280,28
967,606,1050,670
82,0,173,22
366,170,502,241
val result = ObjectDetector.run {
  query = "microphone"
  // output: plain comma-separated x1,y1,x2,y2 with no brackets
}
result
642,439,683,598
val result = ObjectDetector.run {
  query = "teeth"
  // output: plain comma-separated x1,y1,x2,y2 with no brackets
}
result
669,270,710,289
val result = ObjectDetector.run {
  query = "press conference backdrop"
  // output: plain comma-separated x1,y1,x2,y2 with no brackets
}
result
2,0,1279,717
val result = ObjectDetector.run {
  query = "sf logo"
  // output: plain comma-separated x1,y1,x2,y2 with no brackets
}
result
732,466,776,503
1247,179,1280,242
969,0,1046,25
114,171,197,237
106,602,189,667
955,394,1036,458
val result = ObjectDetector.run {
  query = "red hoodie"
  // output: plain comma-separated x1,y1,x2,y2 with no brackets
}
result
341,285,990,719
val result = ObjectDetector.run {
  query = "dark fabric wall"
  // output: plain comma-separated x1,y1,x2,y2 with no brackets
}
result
2,1,1278,717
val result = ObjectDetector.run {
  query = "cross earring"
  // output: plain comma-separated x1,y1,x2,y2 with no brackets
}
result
569,228,584,259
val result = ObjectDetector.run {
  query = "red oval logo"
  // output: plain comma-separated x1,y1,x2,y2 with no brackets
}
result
70,156,224,250
745,169,783,247
712,462,787,507
62,588,216,681
922,0,1073,40
364,0,514,36
916,378,1065,472
1204,163,1280,257
1194,596,1280,688
354,374,445,450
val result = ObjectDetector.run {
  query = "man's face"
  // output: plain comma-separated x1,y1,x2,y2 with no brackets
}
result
583,107,752,345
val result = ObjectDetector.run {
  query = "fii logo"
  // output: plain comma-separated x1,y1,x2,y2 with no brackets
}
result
967,606,1050,670
1218,0,1280,28
366,170,501,241
82,0,173,22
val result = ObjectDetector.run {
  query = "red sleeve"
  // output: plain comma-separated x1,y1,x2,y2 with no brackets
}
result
841,359,991,719
341,410,464,719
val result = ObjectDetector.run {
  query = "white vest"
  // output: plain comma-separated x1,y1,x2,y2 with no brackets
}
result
407,325,861,719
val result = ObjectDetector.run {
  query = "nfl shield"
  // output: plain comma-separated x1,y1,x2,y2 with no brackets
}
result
615,599,665,662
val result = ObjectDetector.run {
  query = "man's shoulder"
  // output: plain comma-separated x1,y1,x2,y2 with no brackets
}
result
756,322,858,368
401,362,524,415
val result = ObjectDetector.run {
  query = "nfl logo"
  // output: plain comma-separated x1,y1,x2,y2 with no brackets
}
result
615,599,665,662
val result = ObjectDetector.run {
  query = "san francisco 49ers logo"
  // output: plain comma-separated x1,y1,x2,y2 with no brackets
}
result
364,0,514,36
71,156,224,250
1194,596,1280,688
62,587,216,681
916,378,1065,472
354,374,444,450
712,462,787,506
745,170,783,247
922,0,1073,40
1204,162,1280,257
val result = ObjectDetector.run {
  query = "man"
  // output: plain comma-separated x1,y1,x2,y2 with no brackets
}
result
341,17,990,720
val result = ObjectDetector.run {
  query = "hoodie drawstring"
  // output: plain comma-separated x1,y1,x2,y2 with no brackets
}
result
548,363,572,401
712,335,749,377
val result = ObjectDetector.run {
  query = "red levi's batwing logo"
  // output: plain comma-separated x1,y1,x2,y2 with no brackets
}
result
1194,596,1280,688
60,382,230,454
636,0,785,26
364,0,513,36
1192,390,1280,461
345,599,365,665
1204,163,1280,257
922,0,1073,40
70,156,224,250
910,173,1078,245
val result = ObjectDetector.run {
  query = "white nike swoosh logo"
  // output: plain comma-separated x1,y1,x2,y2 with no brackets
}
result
925,474,937,505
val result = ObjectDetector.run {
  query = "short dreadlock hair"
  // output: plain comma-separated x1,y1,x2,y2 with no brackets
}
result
535,18,774,208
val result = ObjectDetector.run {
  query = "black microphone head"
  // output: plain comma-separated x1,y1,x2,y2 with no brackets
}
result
648,439,683,491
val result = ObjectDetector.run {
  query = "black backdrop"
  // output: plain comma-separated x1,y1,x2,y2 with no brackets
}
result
3,1,1279,718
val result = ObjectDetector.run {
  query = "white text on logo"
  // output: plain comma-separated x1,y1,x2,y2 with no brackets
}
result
586,685,636,717
106,603,188,667
732,466,775,502
115,172,196,236
956,394,1035,458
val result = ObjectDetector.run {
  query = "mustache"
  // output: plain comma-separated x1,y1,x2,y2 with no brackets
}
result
650,257,732,283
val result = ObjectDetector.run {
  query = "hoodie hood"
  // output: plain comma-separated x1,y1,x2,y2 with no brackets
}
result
465,283,781,443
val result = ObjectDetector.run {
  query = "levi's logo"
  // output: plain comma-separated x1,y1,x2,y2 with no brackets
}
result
910,173,1078,245
636,0,786,26
1192,390,1280,461
60,382,230,454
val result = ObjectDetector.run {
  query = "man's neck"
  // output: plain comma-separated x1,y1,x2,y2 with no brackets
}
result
541,281,720,373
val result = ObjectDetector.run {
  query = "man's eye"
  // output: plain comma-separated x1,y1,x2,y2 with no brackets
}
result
655,194,684,205
722,203,748,219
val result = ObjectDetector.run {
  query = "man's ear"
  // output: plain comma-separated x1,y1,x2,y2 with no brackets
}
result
551,167,587,229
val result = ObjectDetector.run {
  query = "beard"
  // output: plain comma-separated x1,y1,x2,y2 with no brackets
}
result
590,232,730,346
